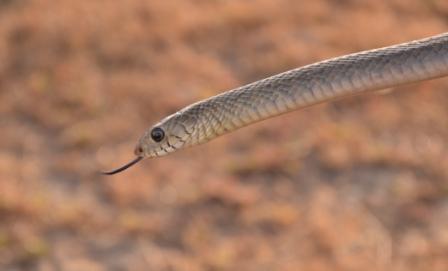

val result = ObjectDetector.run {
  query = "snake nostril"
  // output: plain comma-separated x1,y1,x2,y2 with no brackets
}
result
135,146,144,156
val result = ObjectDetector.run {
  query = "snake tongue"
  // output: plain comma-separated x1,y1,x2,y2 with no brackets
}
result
101,156,143,175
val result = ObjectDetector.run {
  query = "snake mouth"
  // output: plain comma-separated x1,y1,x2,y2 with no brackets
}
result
101,156,143,175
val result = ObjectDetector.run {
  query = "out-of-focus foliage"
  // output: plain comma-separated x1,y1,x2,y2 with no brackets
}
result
0,1,447,270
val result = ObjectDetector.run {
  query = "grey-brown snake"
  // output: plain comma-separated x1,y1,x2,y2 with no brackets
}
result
103,32,448,175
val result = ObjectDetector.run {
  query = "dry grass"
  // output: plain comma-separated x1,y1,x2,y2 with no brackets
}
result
0,1,447,270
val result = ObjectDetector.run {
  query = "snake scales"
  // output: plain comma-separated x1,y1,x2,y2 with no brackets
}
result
103,32,448,174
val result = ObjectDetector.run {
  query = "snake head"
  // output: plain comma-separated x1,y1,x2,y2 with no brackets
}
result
102,110,198,175
135,112,196,158
102,114,193,175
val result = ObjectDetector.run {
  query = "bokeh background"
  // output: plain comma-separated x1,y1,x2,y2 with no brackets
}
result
1,0,448,270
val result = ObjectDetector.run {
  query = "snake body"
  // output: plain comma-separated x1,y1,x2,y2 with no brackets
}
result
103,33,448,174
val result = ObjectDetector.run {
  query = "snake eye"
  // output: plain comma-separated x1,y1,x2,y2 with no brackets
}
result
151,127,165,142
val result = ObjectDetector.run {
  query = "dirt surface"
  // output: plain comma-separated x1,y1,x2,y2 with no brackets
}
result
1,1,448,270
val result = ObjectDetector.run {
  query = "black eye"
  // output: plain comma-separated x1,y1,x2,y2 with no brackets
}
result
151,127,165,142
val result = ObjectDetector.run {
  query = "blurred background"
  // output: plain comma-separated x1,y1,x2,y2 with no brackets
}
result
1,0,448,270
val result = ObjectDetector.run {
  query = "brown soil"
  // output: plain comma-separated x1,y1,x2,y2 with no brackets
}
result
0,1,447,270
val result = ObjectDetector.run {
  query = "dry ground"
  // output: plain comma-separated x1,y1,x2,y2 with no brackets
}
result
0,1,448,270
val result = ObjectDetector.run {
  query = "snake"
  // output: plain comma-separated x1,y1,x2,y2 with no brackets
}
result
103,32,448,175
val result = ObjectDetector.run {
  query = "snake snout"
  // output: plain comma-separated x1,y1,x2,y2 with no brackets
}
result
134,144,144,156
